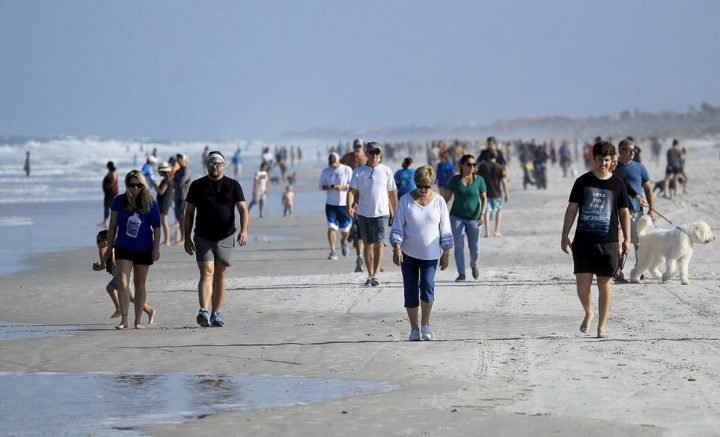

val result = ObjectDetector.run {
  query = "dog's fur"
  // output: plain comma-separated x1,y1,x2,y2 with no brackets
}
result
629,215,714,285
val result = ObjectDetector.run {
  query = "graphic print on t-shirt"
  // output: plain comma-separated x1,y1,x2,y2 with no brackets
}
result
577,187,614,236
126,213,141,238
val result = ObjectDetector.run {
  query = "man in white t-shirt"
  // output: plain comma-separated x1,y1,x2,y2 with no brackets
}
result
319,153,354,260
347,142,398,286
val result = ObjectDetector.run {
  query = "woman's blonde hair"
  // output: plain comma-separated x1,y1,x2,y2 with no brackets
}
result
414,165,435,186
124,170,153,214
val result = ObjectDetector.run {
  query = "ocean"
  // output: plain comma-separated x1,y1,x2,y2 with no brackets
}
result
0,137,328,276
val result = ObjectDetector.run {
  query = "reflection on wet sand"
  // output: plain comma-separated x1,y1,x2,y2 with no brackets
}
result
0,372,397,436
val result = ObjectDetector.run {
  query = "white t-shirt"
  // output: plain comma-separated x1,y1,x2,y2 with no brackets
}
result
254,170,268,195
350,164,397,218
319,164,353,206
389,193,453,260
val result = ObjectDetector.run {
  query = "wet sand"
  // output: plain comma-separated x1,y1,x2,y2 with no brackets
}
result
1,141,719,436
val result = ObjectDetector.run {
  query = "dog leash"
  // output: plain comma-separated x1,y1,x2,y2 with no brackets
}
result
648,207,685,232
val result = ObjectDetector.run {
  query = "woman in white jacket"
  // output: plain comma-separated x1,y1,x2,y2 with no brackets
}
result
389,165,453,341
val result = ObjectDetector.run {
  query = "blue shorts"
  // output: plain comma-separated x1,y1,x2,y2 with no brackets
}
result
325,204,352,231
487,197,503,212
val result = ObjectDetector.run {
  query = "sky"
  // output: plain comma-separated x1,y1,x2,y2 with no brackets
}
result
1,0,719,140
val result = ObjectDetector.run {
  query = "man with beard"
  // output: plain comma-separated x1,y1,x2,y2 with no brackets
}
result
184,151,249,328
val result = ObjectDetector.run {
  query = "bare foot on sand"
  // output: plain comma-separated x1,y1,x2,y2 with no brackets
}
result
135,323,145,330
148,308,156,324
110,309,121,318
115,322,127,330
494,232,503,237
597,327,608,339
580,314,594,333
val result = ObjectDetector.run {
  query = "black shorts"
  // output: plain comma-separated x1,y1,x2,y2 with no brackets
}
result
665,164,683,175
114,247,154,266
571,241,618,277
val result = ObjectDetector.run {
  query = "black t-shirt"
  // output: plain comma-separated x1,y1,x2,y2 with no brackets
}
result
478,148,506,167
186,176,245,241
569,172,629,245
476,161,504,198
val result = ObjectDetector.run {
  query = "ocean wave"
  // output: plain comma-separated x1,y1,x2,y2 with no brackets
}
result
0,216,33,226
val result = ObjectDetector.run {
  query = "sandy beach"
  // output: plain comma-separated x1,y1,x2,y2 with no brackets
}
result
1,141,719,436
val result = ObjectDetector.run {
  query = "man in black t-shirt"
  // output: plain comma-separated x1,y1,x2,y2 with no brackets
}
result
477,136,506,167
184,151,249,328
561,141,630,339
476,150,508,237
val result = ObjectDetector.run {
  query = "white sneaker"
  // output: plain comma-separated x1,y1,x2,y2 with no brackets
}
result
328,251,338,260
421,325,433,340
408,329,421,341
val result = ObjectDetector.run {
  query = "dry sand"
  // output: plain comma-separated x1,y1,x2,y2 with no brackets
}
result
1,140,719,436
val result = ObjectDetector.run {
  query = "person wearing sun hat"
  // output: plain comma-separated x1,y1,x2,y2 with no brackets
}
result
184,151,249,328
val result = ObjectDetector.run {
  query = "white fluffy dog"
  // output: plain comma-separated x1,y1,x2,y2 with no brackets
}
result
629,215,714,285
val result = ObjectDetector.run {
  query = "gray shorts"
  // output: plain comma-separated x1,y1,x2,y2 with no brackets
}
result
357,215,388,244
629,210,643,244
194,234,235,266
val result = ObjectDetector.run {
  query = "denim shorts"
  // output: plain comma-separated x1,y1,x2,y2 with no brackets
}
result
194,234,235,266
487,197,504,212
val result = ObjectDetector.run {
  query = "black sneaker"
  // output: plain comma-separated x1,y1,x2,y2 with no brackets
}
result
455,274,466,282
370,277,380,287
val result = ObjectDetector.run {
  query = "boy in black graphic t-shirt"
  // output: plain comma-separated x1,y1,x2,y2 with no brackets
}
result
561,141,630,339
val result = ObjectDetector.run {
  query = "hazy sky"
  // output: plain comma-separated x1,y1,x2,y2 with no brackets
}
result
1,0,719,140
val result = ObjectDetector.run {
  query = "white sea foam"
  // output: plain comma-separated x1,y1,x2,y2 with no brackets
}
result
0,137,271,204
0,216,32,226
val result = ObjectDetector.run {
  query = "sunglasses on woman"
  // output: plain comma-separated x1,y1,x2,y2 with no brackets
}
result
127,183,143,189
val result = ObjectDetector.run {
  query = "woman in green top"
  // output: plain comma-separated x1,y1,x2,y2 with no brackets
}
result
443,154,487,281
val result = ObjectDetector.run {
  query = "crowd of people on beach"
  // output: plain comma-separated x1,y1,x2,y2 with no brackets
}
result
314,135,687,340
95,135,692,340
